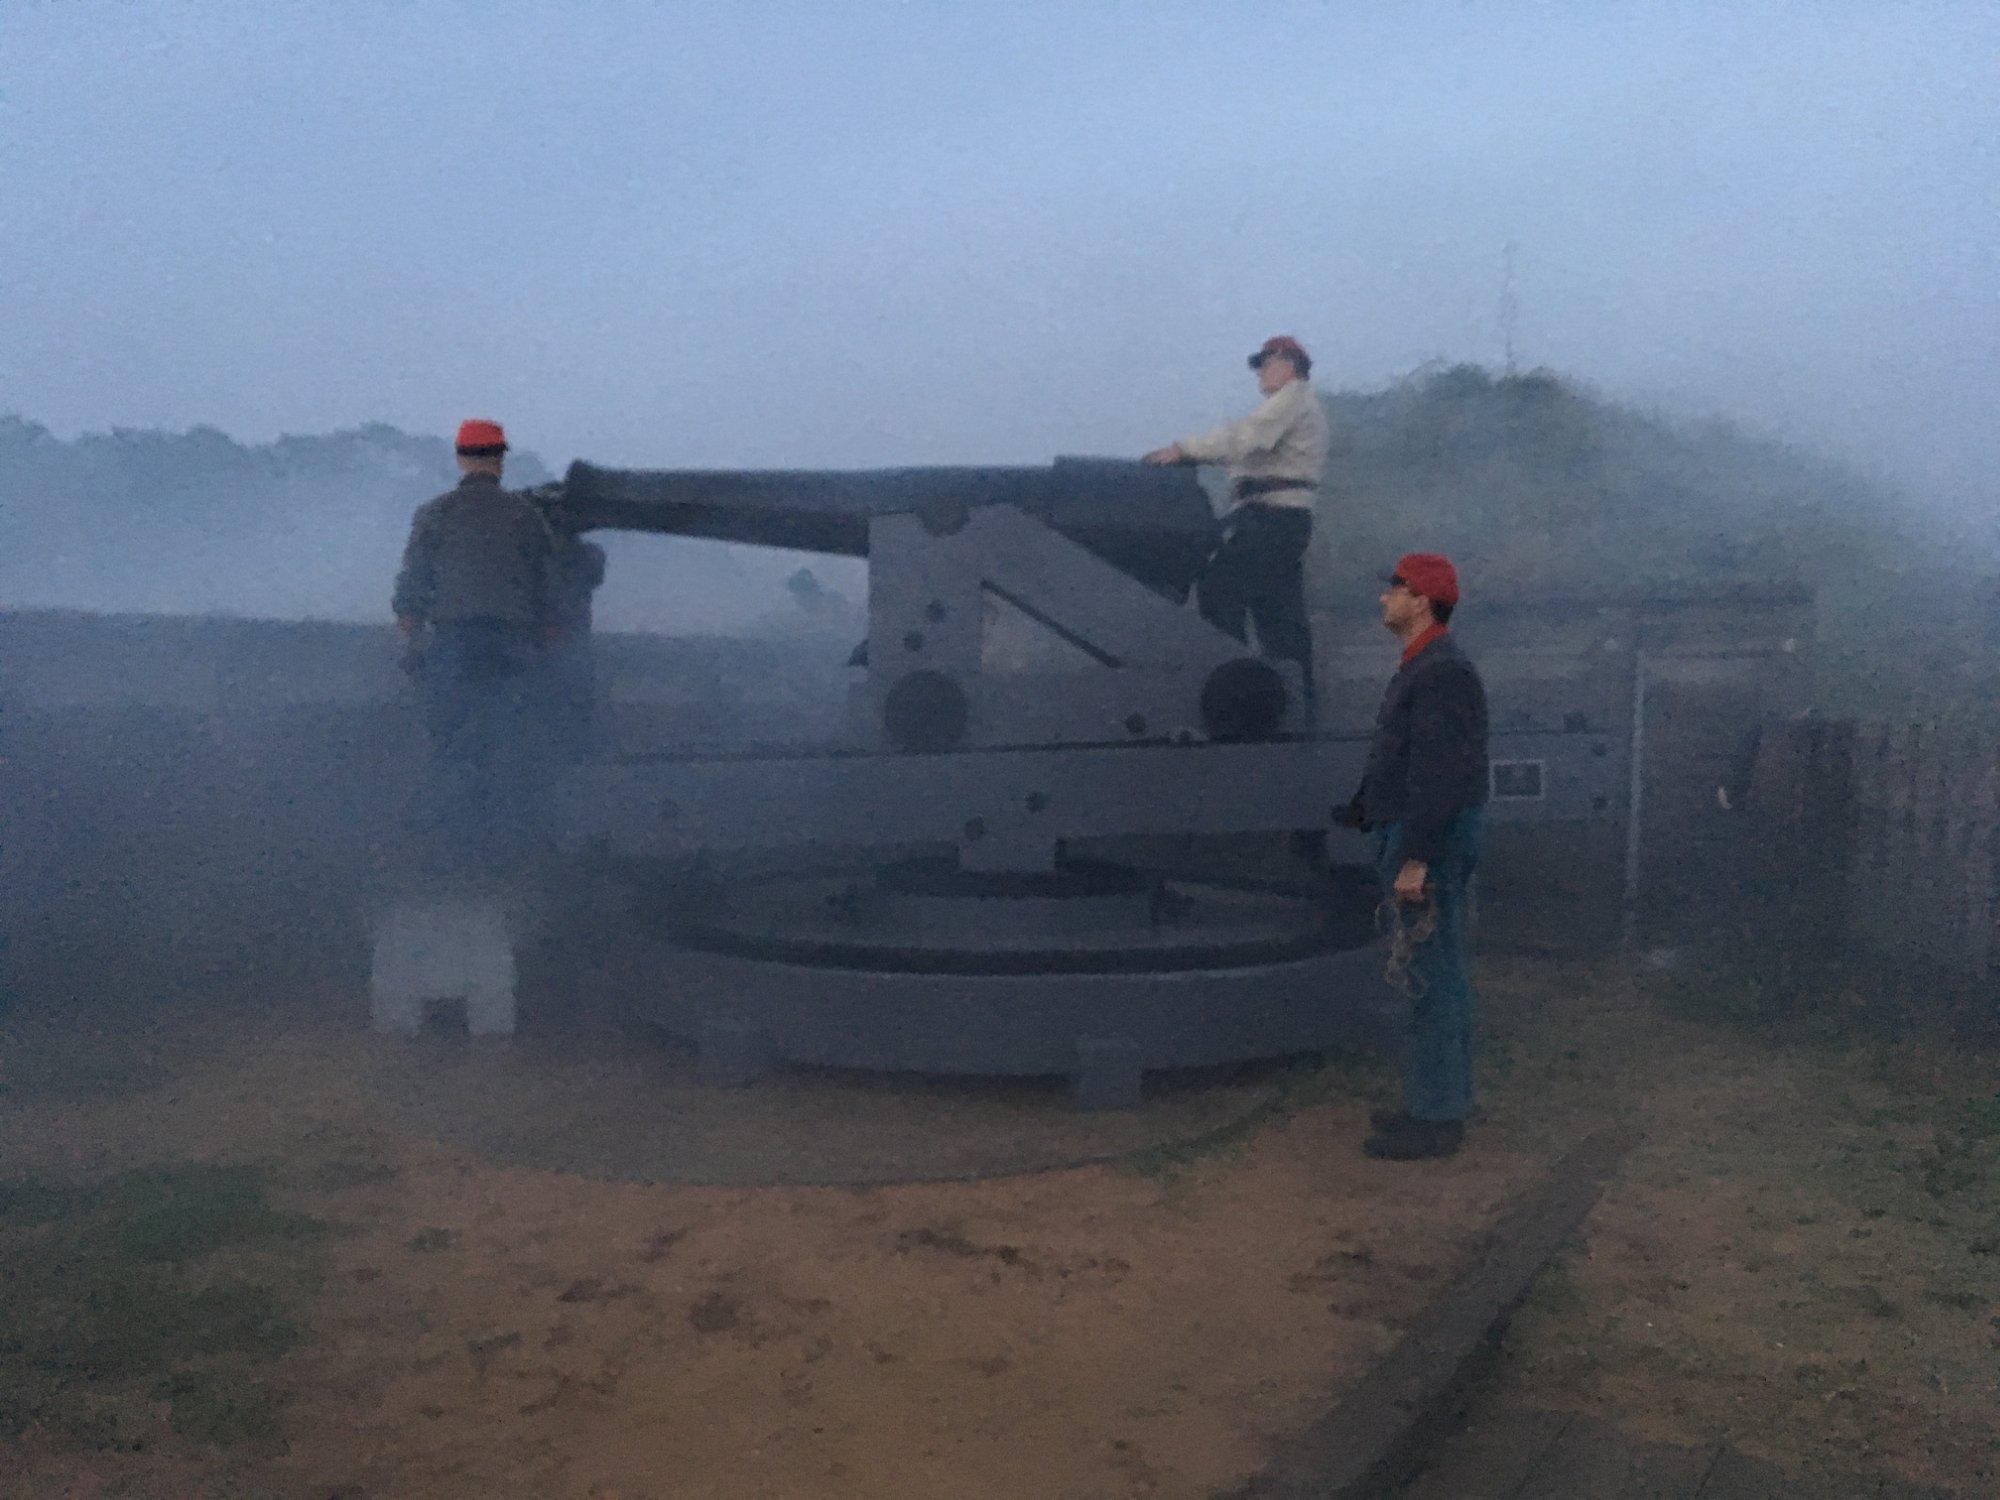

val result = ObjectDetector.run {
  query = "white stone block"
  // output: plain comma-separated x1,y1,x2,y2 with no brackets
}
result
369,895,517,1036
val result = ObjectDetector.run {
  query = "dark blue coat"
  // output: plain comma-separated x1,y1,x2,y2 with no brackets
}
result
1352,632,1490,864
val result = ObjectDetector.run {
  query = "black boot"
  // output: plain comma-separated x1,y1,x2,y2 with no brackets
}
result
1363,1117,1465,1160
1373,1105,1483,1133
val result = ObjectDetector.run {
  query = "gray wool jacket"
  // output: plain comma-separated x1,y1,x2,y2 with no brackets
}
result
392,474,555,628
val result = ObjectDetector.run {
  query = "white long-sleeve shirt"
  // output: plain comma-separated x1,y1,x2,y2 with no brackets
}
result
1177,377,1330,510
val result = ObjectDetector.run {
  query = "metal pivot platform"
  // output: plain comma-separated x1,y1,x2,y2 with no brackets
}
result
456,455,1632,1113
622,856,1396,1110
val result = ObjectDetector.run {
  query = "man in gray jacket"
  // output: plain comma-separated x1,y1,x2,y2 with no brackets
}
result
1144,335,1330,697
392,418,556,864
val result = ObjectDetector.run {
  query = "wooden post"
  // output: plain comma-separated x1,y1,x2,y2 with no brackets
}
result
1923,725,1957,996
1809,720,1856,959
1980,739,2000,1035
1618,653,1649,953
1846,723,1885,962
1887,725,1920,980
1947,728,2000,1032
1806,721,1998,1034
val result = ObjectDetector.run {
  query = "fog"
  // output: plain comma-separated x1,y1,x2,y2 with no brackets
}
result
4,2,1995,574
0,415,861,632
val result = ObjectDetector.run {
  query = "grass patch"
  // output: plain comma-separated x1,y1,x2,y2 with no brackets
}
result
0,1043,163,1104
1118,1116,1264,1183
0,1163,325,1261
1636,939,1992,1056
1520,1258,1585,1318
1627,938,1927,1052
1822,1086,2000,1219
1294,1043,1397,1107
1915,1103,1999,1209
9,1271,303,1381
0,1162,328,1451
1118,1048,1395,1183
1945,1093,2000,1143
157,1369,291,1447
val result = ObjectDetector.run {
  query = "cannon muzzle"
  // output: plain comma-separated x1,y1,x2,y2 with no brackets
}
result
556,456,1220,602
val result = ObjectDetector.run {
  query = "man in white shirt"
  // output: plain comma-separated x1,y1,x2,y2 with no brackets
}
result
1144,335,1330,700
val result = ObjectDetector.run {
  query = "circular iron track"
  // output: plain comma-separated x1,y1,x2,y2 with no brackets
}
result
873,853,1149,899
636,865,1379,977
650,921,1344,977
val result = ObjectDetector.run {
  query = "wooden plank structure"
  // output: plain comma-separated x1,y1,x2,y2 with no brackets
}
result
1753,718,1999,1031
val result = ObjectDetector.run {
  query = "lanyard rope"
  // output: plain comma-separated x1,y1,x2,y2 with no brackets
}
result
1376,897,1437,999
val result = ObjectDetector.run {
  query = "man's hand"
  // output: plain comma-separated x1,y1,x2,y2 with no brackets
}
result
1141,443,1186,466
1393,859,1430,904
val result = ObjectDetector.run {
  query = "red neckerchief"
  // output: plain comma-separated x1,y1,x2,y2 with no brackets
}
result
1401,622,1449,665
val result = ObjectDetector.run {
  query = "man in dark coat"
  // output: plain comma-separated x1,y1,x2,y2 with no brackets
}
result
1341,552,1490,1160
392,418,556,865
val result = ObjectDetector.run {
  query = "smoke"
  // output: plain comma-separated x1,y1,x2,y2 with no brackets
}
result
0,416,862,634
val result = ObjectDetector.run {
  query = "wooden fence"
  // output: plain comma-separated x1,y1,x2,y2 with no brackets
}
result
1752,719,1999,1029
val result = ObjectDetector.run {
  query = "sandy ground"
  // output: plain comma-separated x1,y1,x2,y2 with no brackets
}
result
0,969,1573,1500
6,955,1992,1498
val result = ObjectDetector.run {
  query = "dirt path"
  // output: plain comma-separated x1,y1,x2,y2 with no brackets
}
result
4,958,1988,1497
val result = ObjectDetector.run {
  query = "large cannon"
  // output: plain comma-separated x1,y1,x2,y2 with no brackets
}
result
379,457,1623,1108
553,457,1305,754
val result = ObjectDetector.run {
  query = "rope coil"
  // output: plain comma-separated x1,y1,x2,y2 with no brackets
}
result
1376,896,1437,999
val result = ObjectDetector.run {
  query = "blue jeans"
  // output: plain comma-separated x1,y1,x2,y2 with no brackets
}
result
413,621,549,867
538,637,597,763
1374,808,1484,1124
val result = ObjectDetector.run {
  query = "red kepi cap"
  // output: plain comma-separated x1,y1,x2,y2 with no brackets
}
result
1389,552,1460,607
1248,334,1311,372
455,418,508,455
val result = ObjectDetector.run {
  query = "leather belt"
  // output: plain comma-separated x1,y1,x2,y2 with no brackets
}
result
1232,477,1318,500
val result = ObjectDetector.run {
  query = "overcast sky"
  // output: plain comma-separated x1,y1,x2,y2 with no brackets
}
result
4,1,1995,521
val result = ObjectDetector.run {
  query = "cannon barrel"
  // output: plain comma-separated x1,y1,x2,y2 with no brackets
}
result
556,456,1220,601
